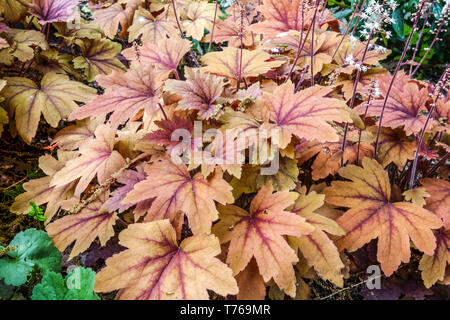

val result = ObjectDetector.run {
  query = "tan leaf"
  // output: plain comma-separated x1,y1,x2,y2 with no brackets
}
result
2,73,96,143
263,82,352,148
128,8,178,43
288,186,345,287
213,183,314,297
421,178,450,229
73,38,126,82
94,220,238,299
123,158,234,235
122,37,191,78
51,124,126,196
201,47,284,81
419,229,450,288
325,158,443,276
46,192,117,259
165,67,225,119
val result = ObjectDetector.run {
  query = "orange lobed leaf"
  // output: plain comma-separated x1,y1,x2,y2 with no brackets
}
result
69,65,164,128
367,126,416,169
263,81,352,149
402,187,430,208
122,37,192,78
46,192,117,260
419,228,450,288
420,178,450,229
296,138,374,180
123,158,234,235
201,47,284,82
212,183,314,297
325,158,443,276
94,220,238,299
288,187,345,287
51,124,126,197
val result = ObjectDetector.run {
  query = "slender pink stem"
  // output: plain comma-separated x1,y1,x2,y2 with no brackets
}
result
408,66,449,189
237,7,245,91
331,0,364,60
170,0,200,68
208,0,219,53
409,2,433,74
340,28,375,165
350,0,368,37
374,1,427,157
158,103,168,120
410,6,448,77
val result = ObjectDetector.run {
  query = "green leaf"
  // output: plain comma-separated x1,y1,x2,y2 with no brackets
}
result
0,229,61,286
392,9,405,39
31,272,67,300
32,268,100,300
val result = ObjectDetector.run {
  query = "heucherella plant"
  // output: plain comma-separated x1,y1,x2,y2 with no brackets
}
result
0,0,448,300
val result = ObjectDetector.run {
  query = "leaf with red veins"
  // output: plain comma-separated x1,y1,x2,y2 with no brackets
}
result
212,183,314,297
165,68,225,120
2,73,96,143
324,158,443,276
122,37,191,78
51,124,126,197
355,72,430,134
264,81,352,149
93,0,140,38
296,138,374,180
420,178,450,229
10,150,78,221
201,47,285,82
101,164,153,221
123,159,234,235
94,220,238,300
46,192,117,260
69,65,164,128
29,0,80,25
51,116,105,151
288,187,346,287
367,126,416,169
248,0,305,37
142,116,195,154
73,38,126,82
128,8,178,43
419,229,450,288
